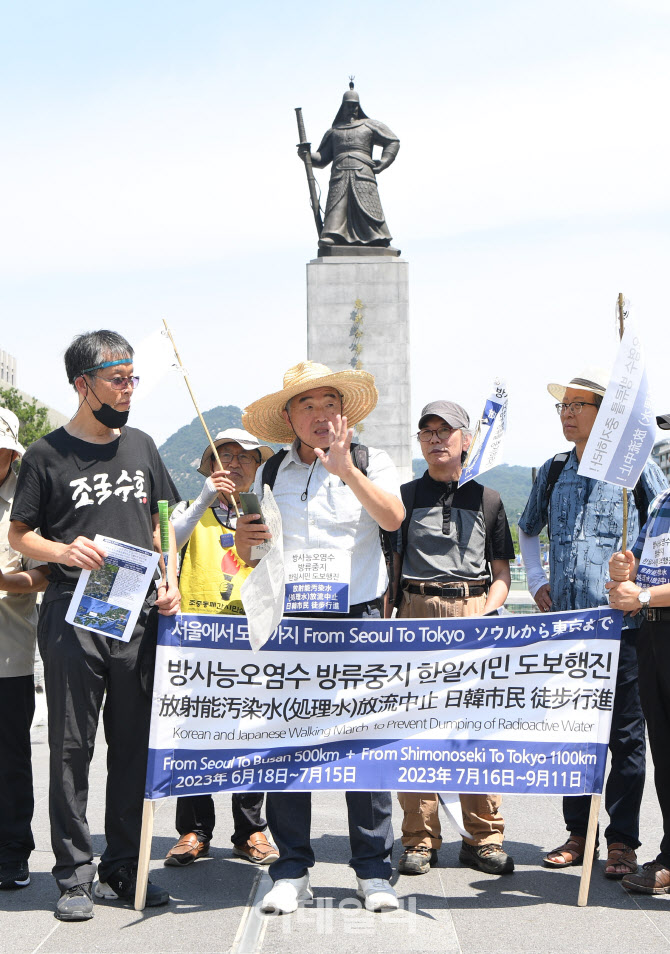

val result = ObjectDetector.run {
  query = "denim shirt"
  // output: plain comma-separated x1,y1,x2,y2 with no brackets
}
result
519,449,667,627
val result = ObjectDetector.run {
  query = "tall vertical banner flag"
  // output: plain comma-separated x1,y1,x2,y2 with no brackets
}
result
459,379,508,488
578,323,655,489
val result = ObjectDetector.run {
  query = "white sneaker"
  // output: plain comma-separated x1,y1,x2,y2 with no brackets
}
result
356,876,399,912
260,874,313,914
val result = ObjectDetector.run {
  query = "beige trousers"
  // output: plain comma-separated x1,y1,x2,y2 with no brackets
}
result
396,583,505,847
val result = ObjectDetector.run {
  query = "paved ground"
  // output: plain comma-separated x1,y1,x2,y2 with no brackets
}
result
3,717,670,954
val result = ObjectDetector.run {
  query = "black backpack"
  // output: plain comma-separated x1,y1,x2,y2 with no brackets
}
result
260,443,397,602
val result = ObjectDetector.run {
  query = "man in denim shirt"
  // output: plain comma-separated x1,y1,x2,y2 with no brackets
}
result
519,367,666,878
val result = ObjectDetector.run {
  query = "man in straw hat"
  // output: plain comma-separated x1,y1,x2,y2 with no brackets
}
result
0,407,48,891
519,367,666,878
9,330,180,920
237,361,404,914
607,413,670,894
164,428,279,869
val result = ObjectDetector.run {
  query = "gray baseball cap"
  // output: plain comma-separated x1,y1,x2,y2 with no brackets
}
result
418,401,470,430
657,414,670,431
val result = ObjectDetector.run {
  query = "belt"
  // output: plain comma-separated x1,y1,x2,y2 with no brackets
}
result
645,608,670,622
402,580,487,599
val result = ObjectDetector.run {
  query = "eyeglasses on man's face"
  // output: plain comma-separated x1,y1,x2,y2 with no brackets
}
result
91,374,140,391
555,401,599,416
416,425,455,443
215,451,260,466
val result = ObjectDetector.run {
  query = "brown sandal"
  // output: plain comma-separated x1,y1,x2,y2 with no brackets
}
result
604,843,637,880
544,835,588,868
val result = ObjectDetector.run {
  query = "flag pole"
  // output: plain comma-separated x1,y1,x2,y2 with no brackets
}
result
162,320,241,519
578,291,628,905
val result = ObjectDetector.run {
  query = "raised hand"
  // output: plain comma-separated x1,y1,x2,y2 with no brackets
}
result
314,414,355,478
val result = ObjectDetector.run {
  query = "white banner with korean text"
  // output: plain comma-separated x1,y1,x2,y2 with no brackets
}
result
578,323,655,489
145,608,622,801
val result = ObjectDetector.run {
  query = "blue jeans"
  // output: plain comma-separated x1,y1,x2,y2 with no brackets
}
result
562,632,645,847
265,599,393,882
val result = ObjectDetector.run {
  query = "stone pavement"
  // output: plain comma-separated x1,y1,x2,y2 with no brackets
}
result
3,722,670,954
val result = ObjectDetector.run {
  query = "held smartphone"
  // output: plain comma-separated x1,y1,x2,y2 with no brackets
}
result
239,492,266,525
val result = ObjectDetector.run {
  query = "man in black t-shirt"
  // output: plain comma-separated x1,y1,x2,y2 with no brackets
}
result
392,401,515,879
9,330,180,922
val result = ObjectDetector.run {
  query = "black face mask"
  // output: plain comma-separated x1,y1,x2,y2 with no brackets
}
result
85,384,130,428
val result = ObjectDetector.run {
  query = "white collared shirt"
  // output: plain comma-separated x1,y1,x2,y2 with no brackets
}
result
254,441,402,604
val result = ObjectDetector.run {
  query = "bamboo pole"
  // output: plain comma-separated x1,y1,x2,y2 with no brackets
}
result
162,320,240,518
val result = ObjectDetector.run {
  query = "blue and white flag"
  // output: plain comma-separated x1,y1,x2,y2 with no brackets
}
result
459,379,508,488
578,323,655,489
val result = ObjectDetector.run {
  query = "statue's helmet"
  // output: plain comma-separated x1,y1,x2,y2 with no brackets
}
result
333,86,368,125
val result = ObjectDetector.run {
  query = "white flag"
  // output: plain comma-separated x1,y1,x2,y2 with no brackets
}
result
578,322,654,489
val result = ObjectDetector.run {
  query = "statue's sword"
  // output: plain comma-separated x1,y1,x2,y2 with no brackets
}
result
295,107,323,236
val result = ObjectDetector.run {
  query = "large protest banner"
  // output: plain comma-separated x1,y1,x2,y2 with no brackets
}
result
145,607,622,801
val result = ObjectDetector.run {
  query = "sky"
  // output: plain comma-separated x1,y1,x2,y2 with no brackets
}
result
2,0,670,467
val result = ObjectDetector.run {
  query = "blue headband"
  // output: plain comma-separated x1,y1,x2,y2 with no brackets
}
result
80,358,131,374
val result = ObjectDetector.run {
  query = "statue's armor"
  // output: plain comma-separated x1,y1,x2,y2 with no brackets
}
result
314,118,399,246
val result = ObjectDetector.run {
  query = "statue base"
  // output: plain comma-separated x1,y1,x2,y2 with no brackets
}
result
317,245,401,258
306,253,412,482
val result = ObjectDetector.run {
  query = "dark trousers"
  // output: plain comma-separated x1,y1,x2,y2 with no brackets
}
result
175,793,268,846
562,632,645,847
0,675,35,865
636,620,670,865
265,599,393,882
38,585,154,891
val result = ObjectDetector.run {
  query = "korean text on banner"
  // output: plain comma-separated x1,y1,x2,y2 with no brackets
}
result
578,324,655,489
459,380,508,488
145,607,622,800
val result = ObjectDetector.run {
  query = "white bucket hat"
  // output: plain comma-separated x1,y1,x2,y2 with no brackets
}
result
0,407,25,455
547,366,609,403
196,428,274,477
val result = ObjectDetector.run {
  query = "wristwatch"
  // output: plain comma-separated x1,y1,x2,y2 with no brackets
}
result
638,588,651,606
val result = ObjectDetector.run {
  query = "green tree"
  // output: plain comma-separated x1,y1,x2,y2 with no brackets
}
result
0,386,52,448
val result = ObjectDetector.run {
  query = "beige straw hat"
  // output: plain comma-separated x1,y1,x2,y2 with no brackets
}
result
242,361,378,444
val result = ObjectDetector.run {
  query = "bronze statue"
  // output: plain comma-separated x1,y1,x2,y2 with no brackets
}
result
297,84,399,248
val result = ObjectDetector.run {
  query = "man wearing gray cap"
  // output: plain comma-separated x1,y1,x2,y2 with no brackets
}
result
393,400,515,877
519,368,666,878
0,408,48,890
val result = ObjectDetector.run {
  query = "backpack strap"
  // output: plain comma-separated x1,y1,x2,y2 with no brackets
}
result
260,448,288,492
543,452,570,539
481,485,500,570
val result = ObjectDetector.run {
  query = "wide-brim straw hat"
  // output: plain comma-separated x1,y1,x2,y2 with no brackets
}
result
242,361,378,444
547,366,609,403
197,428,274,477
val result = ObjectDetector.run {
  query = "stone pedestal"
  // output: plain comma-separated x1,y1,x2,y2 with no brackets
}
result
306,254,412,482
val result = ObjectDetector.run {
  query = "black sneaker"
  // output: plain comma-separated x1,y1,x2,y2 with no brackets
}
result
397,847,438,875
55,882,94,921
0,860,30,890
459,841,514,875
95,864,169,907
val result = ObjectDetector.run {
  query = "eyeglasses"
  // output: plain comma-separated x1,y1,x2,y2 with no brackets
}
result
216,451,260,466
555,401,599,416
91,374,140,391
417,426,454,443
